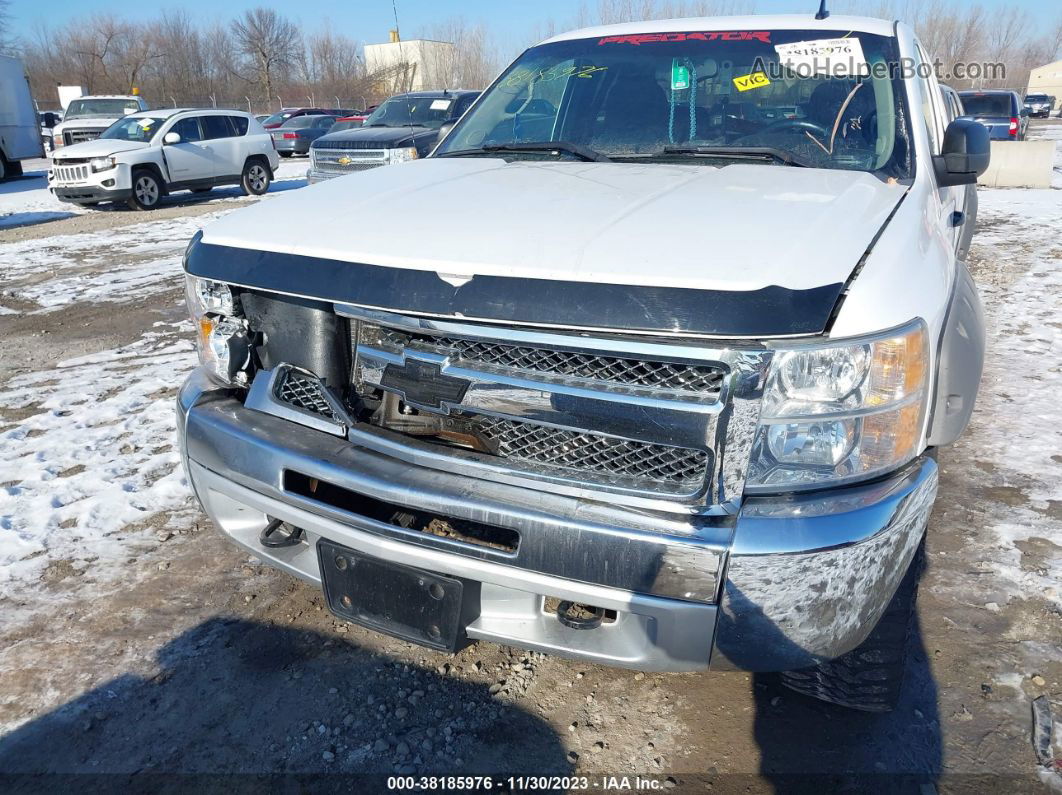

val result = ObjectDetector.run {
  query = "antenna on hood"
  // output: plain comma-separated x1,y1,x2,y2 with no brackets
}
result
815,0,829,20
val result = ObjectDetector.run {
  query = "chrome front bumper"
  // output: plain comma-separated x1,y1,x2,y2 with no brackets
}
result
177,368,938,673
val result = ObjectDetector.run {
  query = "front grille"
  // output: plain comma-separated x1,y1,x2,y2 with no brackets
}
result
63,129,101,146
447,338,724,394
54,164,89,183
348,320,729,497
275,369,341,421
314,139,397,150
312,147,388,176
370,326,725,396
467,414,709,488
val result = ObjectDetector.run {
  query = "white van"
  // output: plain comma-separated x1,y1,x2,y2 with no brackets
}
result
49,108,280,210
0,55,46,180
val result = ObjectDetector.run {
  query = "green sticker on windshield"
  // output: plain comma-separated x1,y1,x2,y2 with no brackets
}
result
671,60,690,91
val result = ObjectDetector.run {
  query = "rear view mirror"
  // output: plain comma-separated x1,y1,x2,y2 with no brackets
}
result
163,132,181,145
933,118,990,186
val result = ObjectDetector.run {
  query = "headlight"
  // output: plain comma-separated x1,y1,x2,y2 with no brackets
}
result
185,274,235,317
89,156,116,173
387,147,419,164
196,315,251,385
185,275,251,386
746,321,929,492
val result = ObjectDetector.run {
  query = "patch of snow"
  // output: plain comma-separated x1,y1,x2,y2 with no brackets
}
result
0,325,197,596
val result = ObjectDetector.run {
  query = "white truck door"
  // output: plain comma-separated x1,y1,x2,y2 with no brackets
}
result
162,116,217,183
914,41,964,254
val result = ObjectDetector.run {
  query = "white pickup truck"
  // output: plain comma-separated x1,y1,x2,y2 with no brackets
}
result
177,13,989,711
50,95,149,150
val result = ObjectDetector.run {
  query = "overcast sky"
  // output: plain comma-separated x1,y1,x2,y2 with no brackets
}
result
9,0,1061,59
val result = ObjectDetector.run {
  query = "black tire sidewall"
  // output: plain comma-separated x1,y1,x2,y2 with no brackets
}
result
128,170,162,210
241,160,271,196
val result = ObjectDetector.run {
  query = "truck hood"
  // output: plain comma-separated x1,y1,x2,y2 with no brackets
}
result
192,158,908,336
51,139,148,159
315,125,434,148
203,157,905,294
54,118,120,131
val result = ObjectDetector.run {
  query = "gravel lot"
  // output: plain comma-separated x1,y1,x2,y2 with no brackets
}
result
0,129,1060,792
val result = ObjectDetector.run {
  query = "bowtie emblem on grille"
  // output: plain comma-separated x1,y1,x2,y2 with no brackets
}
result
380,358,470,412
336,156,354,166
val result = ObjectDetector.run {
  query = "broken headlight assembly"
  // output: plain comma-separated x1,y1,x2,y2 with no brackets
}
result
745,320,929,493
185,275,252,387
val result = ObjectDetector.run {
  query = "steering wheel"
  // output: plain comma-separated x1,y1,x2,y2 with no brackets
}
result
761,118,831,137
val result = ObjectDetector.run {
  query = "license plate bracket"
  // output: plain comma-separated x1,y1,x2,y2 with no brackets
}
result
317,541,466,651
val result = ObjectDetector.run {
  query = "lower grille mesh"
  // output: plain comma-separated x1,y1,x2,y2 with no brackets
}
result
275,370,341,421
468,414,708,488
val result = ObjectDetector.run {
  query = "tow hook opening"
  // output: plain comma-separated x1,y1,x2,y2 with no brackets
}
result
259,517,305,548
544,597,617,630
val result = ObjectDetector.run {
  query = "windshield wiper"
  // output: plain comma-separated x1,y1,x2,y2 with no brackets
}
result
660,146,813,168
442,141,611,163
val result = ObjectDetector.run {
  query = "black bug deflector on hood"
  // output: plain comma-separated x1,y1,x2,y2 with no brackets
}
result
184,232,843,338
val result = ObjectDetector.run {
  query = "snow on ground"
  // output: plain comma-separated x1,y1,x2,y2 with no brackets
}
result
0,157,311,605
1,212,228,310
0,323,197,598
0,158,308,316
936,122,1062,629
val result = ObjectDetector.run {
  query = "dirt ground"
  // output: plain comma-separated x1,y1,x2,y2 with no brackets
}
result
0,129,1059,793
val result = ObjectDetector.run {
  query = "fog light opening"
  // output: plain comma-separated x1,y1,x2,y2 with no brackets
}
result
546,599,616,630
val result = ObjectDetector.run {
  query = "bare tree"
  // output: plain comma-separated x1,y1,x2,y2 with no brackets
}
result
418,18,499,90
230,8,302,106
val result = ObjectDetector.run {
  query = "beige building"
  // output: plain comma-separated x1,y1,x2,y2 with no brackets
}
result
1027,60,1062,110
364,34,456,94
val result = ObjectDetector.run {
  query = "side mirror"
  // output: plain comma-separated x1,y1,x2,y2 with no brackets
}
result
163,131,181,145
1020,108,1030,117
933,118,990,187
437,121,455,141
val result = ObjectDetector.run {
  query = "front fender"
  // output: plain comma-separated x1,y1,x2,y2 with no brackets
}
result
927,261,985,446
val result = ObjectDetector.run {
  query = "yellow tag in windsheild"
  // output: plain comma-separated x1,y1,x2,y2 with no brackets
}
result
732,72,770,92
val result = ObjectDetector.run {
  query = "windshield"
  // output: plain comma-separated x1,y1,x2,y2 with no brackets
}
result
99,116,167,143
263,112,292,126
282,116,326,128
960,93,1012,116
365,96,455,129
65,99,141,119
1024,95,1047,103
436,29,912,176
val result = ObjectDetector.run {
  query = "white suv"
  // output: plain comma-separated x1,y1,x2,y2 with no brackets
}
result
49,108,280,210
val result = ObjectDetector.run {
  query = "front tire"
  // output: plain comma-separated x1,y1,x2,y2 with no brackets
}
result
127,170,162,211
279,151,293,158
779,543,924,712
240,160,271,196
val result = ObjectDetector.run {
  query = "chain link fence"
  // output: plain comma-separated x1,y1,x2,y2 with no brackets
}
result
143,96,378,115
